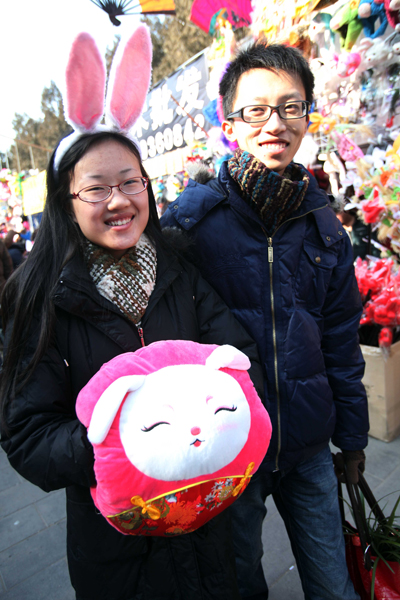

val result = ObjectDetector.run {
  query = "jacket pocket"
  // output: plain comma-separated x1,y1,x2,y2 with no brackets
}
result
294,241,338,311
284,309,325,379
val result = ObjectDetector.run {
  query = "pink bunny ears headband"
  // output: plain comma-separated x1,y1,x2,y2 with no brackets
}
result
53,25,152,173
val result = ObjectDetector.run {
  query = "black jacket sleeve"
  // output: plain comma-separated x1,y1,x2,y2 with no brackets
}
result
321,234,369,451
0,318,95,492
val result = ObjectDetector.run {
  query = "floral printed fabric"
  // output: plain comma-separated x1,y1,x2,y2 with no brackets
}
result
108,474,252,536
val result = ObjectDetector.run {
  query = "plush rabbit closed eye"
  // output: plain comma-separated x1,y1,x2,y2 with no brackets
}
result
76,340,272,536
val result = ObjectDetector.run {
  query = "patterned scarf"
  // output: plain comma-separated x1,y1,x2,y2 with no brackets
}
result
228,149,310,235
85,233,157,325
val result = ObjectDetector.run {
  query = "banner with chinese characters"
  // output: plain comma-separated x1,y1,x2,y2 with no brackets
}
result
131,52,211,178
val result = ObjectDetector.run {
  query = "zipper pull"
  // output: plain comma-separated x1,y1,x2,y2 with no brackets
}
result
268,238,273,263
137,326,145,347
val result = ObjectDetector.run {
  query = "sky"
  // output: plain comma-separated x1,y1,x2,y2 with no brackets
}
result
0,0,144,153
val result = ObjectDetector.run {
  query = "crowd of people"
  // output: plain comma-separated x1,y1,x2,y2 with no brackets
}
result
0,37,368,600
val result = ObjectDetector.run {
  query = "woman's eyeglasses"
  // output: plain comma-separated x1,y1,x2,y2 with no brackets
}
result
227,101,310,123
71,177,149,204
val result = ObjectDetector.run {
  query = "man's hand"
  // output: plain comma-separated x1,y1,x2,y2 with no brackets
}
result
335,450,366,484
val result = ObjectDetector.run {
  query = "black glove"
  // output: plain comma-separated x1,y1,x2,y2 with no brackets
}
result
335,450,366,484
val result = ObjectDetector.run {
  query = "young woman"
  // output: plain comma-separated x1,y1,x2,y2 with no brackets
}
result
0,131,263,600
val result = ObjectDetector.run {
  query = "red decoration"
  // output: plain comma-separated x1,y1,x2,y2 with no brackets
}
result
360,190,386,224
378,327,393,348
355,258,400,346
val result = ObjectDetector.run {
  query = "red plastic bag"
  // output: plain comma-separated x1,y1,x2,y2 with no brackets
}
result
345,532,400,600
333,453,400,600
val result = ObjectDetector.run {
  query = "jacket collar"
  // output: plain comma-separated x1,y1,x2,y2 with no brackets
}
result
173,160,329,228
170,160,344,247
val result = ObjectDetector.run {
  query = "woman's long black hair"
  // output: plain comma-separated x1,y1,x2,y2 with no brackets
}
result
0,131,165,429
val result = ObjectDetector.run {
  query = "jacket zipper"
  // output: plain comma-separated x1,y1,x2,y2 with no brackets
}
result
137,325,145,347
267,236,281,472
264,204,327,471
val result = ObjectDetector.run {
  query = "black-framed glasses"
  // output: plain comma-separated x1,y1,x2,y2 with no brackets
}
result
71,177,149,204
227,101,311,123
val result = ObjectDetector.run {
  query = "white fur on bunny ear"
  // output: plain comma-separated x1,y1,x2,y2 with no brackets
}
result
88,375,146,445
65,32,106,132
205,345,251,371
105,24,152,132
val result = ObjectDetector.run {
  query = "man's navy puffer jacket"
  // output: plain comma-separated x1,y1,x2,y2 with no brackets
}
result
161,161,369,473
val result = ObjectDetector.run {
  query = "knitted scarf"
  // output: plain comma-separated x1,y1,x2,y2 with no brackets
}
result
228,149,310,235
85,233,157,325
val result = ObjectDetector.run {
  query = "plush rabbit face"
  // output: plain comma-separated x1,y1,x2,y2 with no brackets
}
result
87,345,254,481
118,365,251,480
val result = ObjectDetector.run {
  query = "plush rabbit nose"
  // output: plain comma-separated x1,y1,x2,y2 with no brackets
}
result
191,427,201,436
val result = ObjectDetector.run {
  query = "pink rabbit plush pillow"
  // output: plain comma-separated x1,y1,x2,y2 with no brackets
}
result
76,340,272,536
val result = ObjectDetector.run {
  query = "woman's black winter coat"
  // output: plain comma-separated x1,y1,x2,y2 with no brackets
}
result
1,247,263,600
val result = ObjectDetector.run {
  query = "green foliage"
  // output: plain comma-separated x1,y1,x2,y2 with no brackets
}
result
366,493,400,600
10,81,72,173
343,490,400,600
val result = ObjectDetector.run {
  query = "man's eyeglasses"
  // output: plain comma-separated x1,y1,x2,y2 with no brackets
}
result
227,101,311,124
71,177,149,204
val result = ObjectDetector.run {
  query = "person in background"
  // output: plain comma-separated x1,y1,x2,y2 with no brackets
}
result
0,129,263,600
19,220,32,242
162,42,368,600
24,227,39,254
4,230,26,270
0,238,13,296
0,238,13,359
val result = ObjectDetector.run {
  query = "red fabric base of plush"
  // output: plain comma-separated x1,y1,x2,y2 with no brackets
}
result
107,473,251,536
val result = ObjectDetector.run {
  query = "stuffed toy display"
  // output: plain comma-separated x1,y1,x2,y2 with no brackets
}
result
76,340,272,536
363,35,392,65
309,12,336,53
386,0,400,27
358,0,389,37
330,0,364,50
333,50,362,76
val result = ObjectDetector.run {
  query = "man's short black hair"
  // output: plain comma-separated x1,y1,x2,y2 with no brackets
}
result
219,42,315,118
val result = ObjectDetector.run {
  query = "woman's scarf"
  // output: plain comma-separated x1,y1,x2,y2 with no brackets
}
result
85,233,157,325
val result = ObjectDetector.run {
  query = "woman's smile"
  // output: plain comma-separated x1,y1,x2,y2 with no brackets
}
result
105,214,135,227
70,140,149,259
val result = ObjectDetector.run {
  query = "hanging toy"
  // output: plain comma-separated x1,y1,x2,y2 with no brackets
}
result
385,0,400,26
330,0,364,51
358,0,389,38
331,130,364,160
333,51,362,76
363,35,392,66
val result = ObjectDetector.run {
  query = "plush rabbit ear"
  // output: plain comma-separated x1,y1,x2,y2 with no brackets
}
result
205,345,251,371
88,375,146,445
105,24,152,132
65,32,106,132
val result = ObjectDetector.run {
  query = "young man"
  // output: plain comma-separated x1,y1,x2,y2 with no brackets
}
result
161,43,368,600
